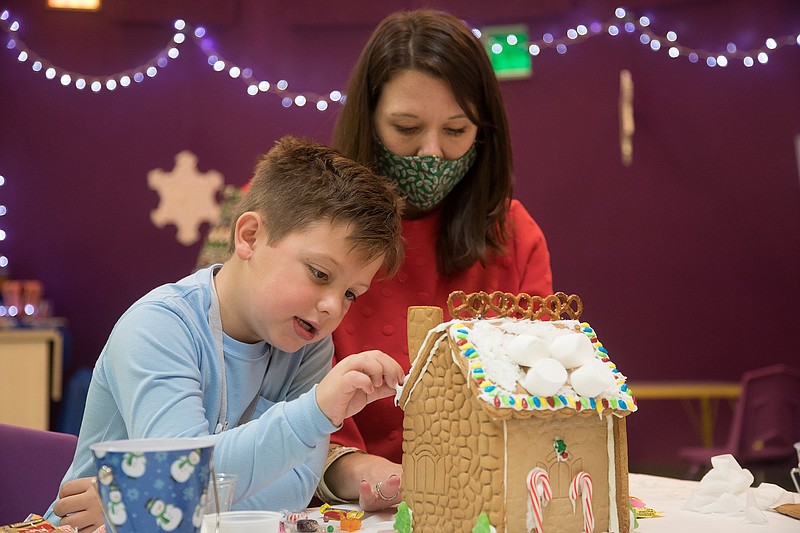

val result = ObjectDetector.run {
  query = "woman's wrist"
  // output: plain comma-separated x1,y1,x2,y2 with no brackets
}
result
315,445,364,503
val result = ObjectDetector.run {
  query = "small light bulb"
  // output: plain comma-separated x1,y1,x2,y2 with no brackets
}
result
247,85,258,96
106,79,117,90
329,90,342,101
76,78,86,89
608,25,619,36
294,95,306,106
757,52,768,64
491,43,503,54
668,47,680,58
765,38,777,49
743,56,754,67
567,29,578,40
146,66,157,77
259,81,270,92
173,33,185,44
45,67,56,79
277,80,288,90
229,66,241,78
666,31,677,42
281,97,292,108
60,74,71,86
174,20,185,31
529,44,541,55
506,34,518,46
615,7,626,19
17,50,27,62
316,100,328,111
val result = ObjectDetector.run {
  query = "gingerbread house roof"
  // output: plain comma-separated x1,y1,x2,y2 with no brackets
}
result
397,292,638,422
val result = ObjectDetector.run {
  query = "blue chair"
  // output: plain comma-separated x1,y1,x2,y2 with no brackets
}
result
0,423,77,524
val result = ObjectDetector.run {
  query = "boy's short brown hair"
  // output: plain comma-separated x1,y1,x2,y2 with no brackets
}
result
230,136,405,276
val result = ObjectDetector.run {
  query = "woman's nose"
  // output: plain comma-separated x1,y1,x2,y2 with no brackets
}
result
416,132,444,158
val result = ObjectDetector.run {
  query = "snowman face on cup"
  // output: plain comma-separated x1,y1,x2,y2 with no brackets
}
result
91,438,215,533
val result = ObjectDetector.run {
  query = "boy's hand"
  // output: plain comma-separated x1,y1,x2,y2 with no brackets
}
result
316,350,404,427
53,476,105,533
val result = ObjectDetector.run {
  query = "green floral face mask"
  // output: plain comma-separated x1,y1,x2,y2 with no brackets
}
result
375,140,477,211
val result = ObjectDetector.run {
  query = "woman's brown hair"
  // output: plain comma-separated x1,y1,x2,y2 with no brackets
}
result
332,9,514,276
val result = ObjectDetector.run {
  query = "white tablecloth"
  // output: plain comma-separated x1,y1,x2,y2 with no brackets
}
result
302,473,800,532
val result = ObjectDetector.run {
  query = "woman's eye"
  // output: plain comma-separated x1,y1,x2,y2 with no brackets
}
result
394,125,418,135
309,266,328,281
345,290,358,302
445,127,467,136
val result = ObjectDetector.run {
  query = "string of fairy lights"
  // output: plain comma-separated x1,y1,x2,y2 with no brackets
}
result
1,7,798,107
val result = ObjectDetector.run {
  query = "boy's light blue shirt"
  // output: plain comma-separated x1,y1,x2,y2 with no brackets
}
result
46,266,337,521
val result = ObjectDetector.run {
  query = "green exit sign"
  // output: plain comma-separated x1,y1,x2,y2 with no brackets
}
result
481,25,532,80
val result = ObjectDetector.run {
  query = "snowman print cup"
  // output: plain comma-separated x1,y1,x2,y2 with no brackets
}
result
90,437,216,533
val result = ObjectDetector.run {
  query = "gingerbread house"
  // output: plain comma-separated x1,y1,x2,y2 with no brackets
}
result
397,292,637,533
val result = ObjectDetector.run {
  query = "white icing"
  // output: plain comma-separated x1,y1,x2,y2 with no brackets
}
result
607,414,619,532
503,420,508,533
399,322,451,409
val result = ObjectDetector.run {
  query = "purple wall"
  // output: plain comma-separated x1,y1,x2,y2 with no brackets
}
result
1,0,798,471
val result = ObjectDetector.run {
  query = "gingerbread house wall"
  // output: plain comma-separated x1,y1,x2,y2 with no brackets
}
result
505,414,629,533
402,337,507,532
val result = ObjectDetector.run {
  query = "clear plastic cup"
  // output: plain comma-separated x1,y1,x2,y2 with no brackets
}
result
204,472,238,515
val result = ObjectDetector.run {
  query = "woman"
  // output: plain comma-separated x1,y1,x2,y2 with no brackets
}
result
319,9,553,511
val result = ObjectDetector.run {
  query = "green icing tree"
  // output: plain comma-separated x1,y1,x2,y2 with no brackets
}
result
472,512,493,533
393,501,412,533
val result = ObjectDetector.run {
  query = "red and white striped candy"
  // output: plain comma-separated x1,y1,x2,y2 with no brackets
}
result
526,467,552,532
569,471,594,533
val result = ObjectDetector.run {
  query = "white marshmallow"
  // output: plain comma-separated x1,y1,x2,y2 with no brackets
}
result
507,334,551,367
519,358,567,397
549,332,595,369
570,359,616,397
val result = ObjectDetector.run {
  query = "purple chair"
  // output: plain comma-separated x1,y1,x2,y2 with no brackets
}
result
0,423,78,525
679,364,800,480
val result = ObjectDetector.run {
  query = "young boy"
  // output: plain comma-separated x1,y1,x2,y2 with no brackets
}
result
47,136,406,530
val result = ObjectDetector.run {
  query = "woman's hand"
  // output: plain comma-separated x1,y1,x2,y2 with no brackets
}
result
316,350,404,427
358,472,402,511
53,477,105,533
325,450,403,511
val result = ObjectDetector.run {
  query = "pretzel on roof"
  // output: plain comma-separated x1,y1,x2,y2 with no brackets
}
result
447,291,583,321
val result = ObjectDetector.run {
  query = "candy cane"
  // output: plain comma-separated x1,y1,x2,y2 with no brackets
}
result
569,471,594,533
526,467,552,532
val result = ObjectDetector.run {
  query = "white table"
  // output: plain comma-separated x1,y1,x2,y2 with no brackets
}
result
302,473,800,532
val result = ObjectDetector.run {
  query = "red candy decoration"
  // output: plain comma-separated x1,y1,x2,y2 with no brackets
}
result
521,398,529,408
494,396,501,408
547,397,555,408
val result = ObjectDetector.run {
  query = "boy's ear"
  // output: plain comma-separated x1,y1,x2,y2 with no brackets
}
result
232,212,262,260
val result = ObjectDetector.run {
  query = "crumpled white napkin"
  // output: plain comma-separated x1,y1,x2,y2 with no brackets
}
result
682,454,796,524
